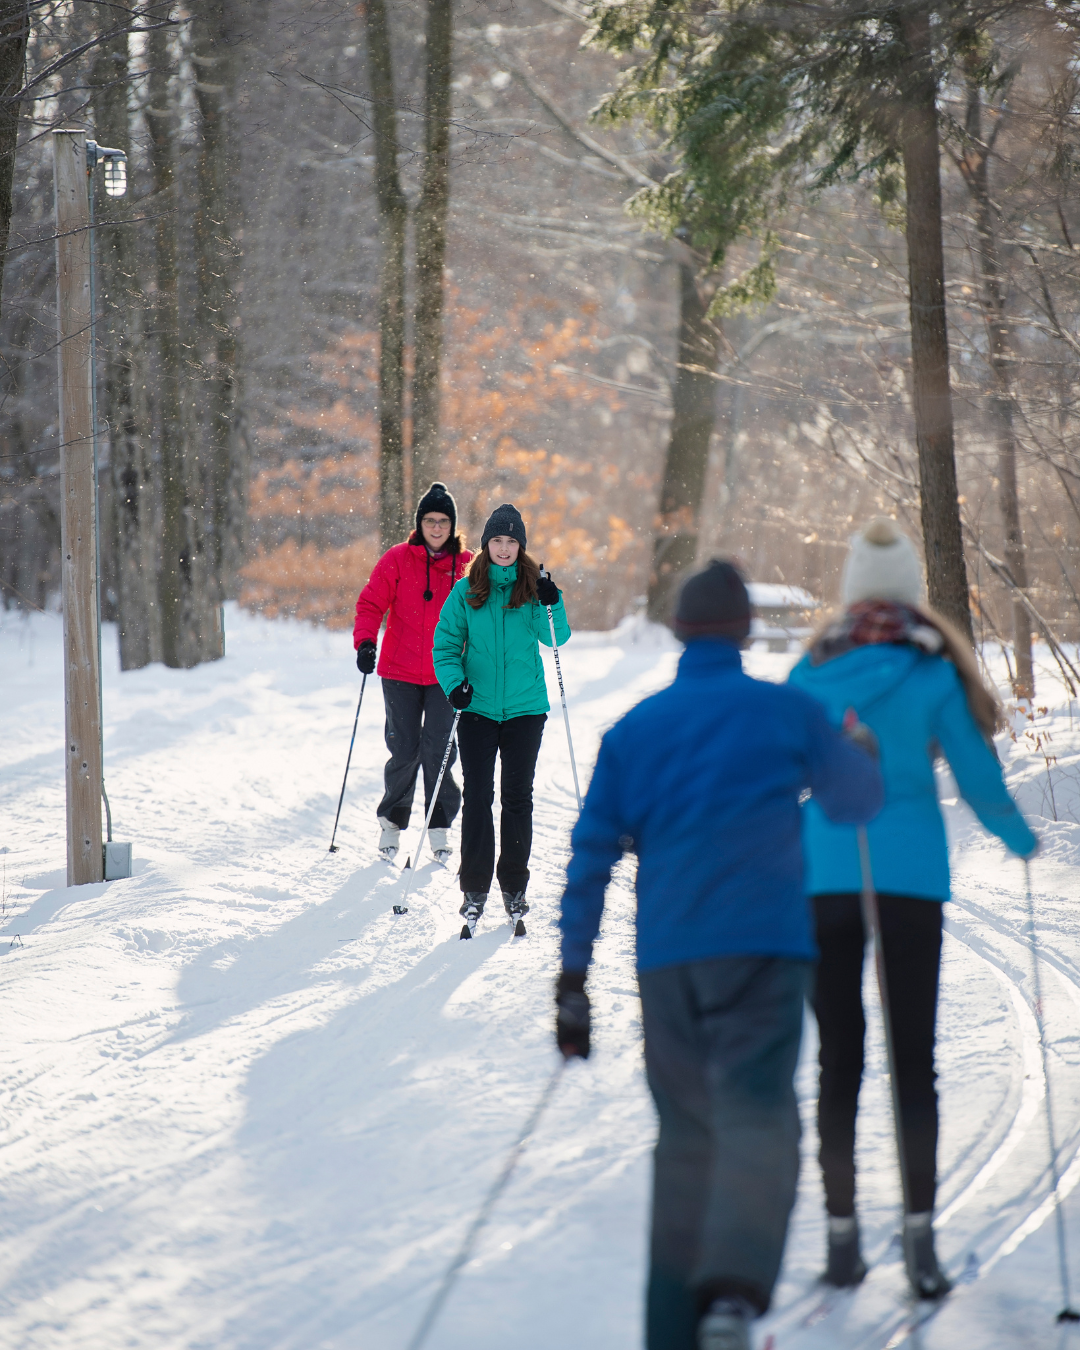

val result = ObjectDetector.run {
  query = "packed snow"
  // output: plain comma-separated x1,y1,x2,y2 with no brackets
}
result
3,604,1080,1349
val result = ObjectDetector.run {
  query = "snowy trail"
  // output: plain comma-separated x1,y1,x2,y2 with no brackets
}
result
3,608,1080,1349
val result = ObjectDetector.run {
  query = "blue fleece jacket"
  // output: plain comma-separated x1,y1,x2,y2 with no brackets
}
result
787,644,1036,899
558,639,884,974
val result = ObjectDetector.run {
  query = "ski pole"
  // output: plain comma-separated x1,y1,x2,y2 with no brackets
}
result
856,823,913,1218
539,565,582,813
328,674,367,853
405,1058,566,1350
1024,857,1080,1322
394,710,461,913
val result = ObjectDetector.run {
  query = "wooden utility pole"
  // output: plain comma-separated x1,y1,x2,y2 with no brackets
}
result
53,129,103,885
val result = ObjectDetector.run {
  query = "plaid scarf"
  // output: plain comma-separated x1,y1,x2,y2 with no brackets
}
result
811,599,944,666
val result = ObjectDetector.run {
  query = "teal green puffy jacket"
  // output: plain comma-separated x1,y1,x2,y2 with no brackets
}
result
432,562,571,722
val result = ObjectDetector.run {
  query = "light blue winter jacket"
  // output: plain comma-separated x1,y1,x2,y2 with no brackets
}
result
787,644,1036,900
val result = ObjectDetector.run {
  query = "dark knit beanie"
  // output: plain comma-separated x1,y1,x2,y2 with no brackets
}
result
672,560,752,643
481,503,527,551
415,482,457,535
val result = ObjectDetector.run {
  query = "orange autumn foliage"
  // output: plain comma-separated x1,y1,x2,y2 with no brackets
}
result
241,537,381,628
240,301,638,629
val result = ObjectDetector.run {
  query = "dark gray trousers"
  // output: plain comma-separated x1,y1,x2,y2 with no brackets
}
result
640,956,810,1349
376,679,460,831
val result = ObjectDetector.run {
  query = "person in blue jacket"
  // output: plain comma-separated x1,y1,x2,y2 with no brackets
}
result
556,561,883,1350
787,517,1037,1300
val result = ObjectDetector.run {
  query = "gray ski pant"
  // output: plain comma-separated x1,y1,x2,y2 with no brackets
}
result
640,955,810,1348
377,678,460,831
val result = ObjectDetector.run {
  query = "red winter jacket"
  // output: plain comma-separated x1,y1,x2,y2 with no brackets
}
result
353,540,473,685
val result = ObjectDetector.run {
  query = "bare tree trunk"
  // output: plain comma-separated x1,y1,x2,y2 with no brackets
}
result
0,1,28,312
148,23,214,668
647,252,718,621
900,7,972,642
192,0,247,609
960,86,1033,696
411,0,452,493
91,26,158,669
364,0,408,548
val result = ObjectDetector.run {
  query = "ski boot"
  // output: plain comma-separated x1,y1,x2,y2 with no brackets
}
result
823,1214,867,1287
377,816,400,863
502,890,529,937
903,1212,952,1300
459,892,487,940
697,1296,755,1350
429,828,452,867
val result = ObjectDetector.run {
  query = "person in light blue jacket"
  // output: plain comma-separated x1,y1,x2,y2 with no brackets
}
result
787,517,1037,1301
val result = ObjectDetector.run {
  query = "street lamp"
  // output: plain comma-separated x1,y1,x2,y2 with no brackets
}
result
86,140,128,196
85,138,132,881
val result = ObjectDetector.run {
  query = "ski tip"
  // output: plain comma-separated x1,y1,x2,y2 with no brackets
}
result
403,856,412,870
392,905,409,915
514,919,527,937
459,923,473,940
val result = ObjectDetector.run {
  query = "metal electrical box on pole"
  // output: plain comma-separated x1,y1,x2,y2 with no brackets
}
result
53,129,103,886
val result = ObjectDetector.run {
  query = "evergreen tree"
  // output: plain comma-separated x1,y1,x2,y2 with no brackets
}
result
590,0,1025,637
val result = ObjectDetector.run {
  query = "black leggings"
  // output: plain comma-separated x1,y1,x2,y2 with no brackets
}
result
456,711,546,895
812,893,943,1217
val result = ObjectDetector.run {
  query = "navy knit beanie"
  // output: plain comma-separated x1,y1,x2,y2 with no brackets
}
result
481,503,527,551
415,482,457,535
673,560,752,643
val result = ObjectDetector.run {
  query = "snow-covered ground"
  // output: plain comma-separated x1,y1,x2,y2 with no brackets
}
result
2,604,1080,1349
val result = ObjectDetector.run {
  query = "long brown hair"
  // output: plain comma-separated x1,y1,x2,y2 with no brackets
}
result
808,604,1001,737
466,546,541,610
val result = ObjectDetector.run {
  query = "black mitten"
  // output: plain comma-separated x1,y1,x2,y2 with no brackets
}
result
536,575,560,607
555,969,591,1059
356,640,377,674
448,680,473,710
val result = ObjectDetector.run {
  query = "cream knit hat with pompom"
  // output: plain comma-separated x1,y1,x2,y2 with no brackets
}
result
841,517,925,607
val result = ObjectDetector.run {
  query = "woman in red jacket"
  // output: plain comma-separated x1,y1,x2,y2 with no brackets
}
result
354,483,473,863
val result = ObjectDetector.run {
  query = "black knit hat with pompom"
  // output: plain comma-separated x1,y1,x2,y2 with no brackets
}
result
415,482,457,534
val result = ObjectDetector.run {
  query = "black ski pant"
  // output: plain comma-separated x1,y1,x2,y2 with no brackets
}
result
456,711,546,896
376,679,460,831
812,893,943,1218
640,956,809,1348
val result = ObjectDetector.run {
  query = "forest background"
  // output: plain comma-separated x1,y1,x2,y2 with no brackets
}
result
2,0,1080,698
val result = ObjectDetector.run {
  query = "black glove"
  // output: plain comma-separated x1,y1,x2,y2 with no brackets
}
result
356,640,377,675
555,969,591,1059
448,679,473,710
536,574,560,607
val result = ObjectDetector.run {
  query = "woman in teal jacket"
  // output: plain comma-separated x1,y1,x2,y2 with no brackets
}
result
787,518,1036,1301
433,503,570,932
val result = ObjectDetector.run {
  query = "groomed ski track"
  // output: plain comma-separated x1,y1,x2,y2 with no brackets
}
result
2,607,1080,1350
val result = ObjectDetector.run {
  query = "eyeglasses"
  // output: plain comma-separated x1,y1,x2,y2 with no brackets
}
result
422,516,451,527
